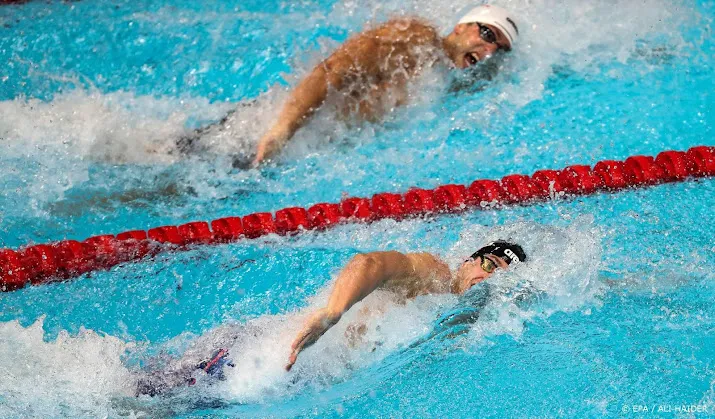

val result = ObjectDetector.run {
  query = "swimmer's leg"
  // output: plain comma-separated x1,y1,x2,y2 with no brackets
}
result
135,367,192,397
173,108,254,168
134,348,236,397
134,324,244,397
174,109,237,156
196,348,235,381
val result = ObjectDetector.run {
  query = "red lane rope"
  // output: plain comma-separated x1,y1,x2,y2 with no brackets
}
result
1,145,713,292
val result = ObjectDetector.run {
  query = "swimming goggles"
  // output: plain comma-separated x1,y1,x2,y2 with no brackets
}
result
477,23,497,45
467,252,499,273
480,255,498,273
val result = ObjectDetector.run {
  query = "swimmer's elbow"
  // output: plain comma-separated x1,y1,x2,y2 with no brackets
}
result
327,254,385,316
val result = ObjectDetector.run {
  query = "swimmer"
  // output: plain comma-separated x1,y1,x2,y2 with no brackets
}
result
178,5,519,166
253,5,519,165
285,239,526,370
134,240,526,396
254,5,519,165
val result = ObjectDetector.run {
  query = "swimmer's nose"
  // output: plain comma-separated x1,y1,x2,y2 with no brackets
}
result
483,43,499,57
469,275,486,288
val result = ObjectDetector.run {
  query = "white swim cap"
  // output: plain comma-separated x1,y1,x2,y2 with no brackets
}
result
458,5,519,48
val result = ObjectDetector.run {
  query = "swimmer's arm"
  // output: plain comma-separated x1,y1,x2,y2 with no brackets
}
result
254,39,379,165
326,251,415,315
253,67,332,164
286,251,415,370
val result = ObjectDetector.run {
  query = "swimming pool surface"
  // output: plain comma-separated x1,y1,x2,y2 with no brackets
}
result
0,0,713,417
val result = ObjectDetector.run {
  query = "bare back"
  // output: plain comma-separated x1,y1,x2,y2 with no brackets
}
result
321,18,446,119
380,252,452,299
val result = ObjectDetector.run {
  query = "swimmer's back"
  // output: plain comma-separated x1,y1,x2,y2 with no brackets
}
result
325,18,443,80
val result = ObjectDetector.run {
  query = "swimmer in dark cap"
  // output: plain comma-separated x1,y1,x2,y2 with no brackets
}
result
285,239,526,370
136,240,526,396
134,239,526,396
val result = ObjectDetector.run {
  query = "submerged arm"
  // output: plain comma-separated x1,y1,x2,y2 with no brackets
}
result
286,251,414,370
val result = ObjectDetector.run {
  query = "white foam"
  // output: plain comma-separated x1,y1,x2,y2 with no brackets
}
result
0,0,700,214
447,215,606,311
0,218,606,412
206,289,454,404
0,88,281,214
0,0,694,409
0,317,137,418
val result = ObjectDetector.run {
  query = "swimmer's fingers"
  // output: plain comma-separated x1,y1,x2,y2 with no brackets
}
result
253,136,273,166
286,309,340,371
255,127,289,166
251,151,273,168
250,154,263,168
286,340,307,371
286,321,322,370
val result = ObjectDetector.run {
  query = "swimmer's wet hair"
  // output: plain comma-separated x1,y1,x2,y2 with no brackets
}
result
469,240,526,265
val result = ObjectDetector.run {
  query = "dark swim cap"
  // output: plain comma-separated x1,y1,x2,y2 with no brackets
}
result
468,240,526,265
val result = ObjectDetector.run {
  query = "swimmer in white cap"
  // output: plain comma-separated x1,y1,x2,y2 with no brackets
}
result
249,5,519,165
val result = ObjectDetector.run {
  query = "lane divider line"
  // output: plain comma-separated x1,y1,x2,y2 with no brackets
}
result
1,145,713,292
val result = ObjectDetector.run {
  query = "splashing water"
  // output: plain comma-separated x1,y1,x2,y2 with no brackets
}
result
0,318,135,417
1,220,605,417
0,0,713,416
0,0,705,217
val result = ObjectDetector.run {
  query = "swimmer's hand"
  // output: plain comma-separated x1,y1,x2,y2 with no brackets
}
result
286,308,341,371
252,125,291,166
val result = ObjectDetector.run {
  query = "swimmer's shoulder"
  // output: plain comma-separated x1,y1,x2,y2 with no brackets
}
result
406,252,451,280
337,18,439,48
324,18,439,70
362,18,441,45
381,252,450,297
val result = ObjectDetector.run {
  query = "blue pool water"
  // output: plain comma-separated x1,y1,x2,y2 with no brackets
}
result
0,0,714,417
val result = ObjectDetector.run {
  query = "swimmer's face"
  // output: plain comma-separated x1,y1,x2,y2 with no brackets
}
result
450,22,511,69
454,254,509,294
